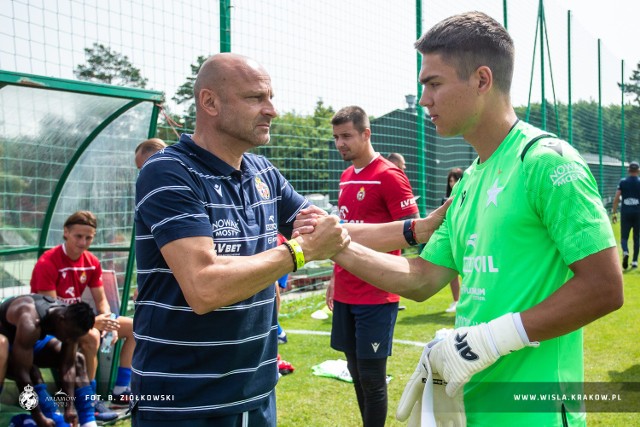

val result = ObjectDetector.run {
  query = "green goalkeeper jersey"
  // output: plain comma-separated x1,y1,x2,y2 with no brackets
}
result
422,120,615,426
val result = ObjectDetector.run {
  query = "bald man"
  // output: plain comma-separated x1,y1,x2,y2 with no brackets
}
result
132,53,349,426
134,138,167,169
386,152,406,171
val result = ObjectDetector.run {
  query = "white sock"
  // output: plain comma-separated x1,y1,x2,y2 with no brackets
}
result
81,422,98,427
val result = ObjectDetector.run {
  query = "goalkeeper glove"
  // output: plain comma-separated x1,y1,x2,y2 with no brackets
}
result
396,336,434,426
429,313,539,397
398,329,467,427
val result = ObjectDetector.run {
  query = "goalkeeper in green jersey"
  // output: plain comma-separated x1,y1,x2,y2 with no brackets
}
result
298,11,624,427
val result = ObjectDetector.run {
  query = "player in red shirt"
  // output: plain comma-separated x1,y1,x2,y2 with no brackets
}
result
328,106,419,427
30,211,133,421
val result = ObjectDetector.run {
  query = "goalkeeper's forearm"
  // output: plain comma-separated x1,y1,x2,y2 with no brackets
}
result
331,243,452,301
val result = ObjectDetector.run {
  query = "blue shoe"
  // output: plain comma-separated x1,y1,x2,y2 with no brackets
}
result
94,399,119,422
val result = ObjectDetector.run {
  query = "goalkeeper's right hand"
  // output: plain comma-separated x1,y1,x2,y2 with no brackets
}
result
428,313,539,397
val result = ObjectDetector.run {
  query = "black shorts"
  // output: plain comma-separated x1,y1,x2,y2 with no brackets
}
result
330,300,398,359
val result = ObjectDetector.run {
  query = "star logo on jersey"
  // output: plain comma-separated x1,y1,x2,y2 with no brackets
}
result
486,179,504,207
356,186,366,201
255,177,270,200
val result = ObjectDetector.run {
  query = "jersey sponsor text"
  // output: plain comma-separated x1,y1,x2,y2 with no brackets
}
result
215,243,242,254
463,255,499,273
212,219,241,237
550,163,588,186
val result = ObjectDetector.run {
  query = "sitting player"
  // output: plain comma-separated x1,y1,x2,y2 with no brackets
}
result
30,211,134,419
0,294,98,427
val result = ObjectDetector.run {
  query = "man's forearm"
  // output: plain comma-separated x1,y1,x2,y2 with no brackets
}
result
344,220,413,253
331,242,450,301
345,201,449,253
520,247,623,342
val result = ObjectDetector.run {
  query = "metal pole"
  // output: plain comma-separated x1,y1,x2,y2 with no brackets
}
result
567,11,573,145
503,0,508,29
539,0,546,130
220,0,231,52
621,59,626,177
416,0,426,216
598,39,604,195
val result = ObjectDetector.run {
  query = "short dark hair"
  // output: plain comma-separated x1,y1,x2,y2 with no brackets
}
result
415,11,514,93
64,211,97,229
331,106,370,133
446,167,464,197
64,302,96,333
387,153,405,163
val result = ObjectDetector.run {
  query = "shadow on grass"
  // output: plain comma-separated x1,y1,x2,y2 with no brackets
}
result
608,364,640,391
396,311,455,327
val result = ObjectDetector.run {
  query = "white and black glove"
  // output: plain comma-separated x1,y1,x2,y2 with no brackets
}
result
429,313,539,397
397,329,467,427
430,370,466,427
396,336,434,426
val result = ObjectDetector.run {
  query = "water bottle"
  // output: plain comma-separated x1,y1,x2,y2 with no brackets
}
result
100,313,117,354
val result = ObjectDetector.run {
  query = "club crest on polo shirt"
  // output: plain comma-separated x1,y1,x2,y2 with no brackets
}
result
255,177,271,199
357,186,365,201
80,272,87,284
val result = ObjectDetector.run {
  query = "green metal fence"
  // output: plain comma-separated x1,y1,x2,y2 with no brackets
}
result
1,0,637,284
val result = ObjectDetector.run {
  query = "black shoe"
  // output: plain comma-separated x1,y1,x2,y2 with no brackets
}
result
623,253,629,269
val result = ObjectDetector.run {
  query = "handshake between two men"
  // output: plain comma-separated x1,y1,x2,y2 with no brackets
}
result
292,199,451,260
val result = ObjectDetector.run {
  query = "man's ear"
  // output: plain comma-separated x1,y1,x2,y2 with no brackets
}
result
198,88,219,116
476,65,493,94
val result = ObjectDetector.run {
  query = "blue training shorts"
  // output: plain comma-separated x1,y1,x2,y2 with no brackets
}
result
330,301,398,359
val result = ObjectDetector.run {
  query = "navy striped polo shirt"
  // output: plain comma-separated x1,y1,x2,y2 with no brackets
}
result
132,134,308,420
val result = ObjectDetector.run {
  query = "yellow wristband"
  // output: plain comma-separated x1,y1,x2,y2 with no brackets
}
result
287,239,305,270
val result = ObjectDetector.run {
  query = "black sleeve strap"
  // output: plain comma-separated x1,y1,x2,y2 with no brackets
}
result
520,134,555,162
